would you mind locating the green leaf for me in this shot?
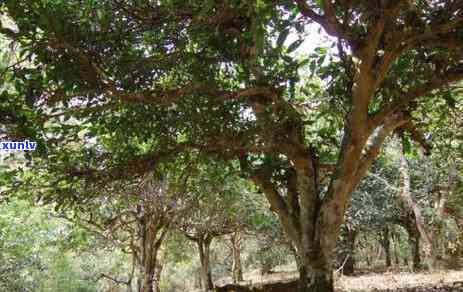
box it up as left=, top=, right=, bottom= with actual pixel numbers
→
left=298, top=58, right=310, bottom=68
left=276, top=29, right=290, bottom=48
left=287, top=39, right=304, bottom=54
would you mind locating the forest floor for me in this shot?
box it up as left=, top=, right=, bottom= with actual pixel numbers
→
left=336, top=269, right=463, bottom=291
left=216, top=268, right=463, bottom=291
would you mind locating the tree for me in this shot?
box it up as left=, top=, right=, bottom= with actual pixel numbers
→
left=229, top=231, right=244, bottom=284
left=177, top=170, right=254, bottom=291
left=57, top=159, right=199, bottom=292
left=2, top=1, right=463, bottom=291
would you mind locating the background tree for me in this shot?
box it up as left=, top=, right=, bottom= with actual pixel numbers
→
left=178, top=168, right=257, bottom=291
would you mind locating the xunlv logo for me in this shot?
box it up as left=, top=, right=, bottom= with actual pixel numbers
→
left=0, top=140, right=37, bottom=152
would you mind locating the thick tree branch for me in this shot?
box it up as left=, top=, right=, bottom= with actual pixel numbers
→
left=354, top=112, right=409, bottom=190
left=251, top=170, right=300, bottom=244
left=316, top=112, right=407, bottom=260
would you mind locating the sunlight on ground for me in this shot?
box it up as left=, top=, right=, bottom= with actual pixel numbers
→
left=337, top=270, right=463, bottom=291
left=217, top=268, right=463, bottom=291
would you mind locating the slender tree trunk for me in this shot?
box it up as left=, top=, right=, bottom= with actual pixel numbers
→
left=137, top=277, right=142, bottom=292
left=432, top=161, right=458, bottom=267
left=409, top=231, right=421, bottom=271
left=456, top=219, right=463, bottom=268
left=338, top=226, right=356, bottom=275
left=365, top=236, right=372, bottom=267
left=433, top=191, right=446, bottom=268
left=380, top=226, right=392, bottom=267
left=140, top=247, right=159, bottom=292
left=153, top=263, right=163, bottom=292
left=230, top=231, right=244, bottom=283
left=197, top=238, right=214, bottom=292
left=290, top=243, right=303, bottom=272
left=398, top=149, right=434, bottom=267
left=393, top=230, right=400, bottom=266
left=345, top=228, right=356, bottom=275
left=139, top=219, right=158, bottom=292
left=402, top=218, right=421, bottom=271
left=195, top=267, right=202, bottom=289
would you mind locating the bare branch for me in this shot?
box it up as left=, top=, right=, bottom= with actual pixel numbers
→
left=97, top=273, right=130, bottom=286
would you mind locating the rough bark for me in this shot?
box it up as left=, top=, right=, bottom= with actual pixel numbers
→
left=198, top=237, right=214, bottom=292
left=153, top=263, right=163, bottom=292
left=137, top=207, right=168, bottom=292
left=139, top=223, right=161, bottom=292
left=297, top=251, right=333, bottom=292
left=230, top=232, right=244, bottom=283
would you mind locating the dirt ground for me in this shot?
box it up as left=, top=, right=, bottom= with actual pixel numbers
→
left=337, top=270, right=463, bottom=291
left=215, top=269, right=463, bottom=292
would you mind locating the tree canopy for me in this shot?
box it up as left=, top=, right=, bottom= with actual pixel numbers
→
left=1, top=1, right=463, bottom=291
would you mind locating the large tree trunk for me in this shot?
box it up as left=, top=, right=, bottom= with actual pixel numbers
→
left=197, top=237, right=214, bottom=292
left=297, top=249, right=333, bottom=292
left=247, top=84, right=405, bottom=291
left=140, top=239, right=160, bottom=292
left=140, top=265, right=156, bottom=292
left=138, top=214, right=168, bottom=292
left=230, top=231, right=244, bottom=283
